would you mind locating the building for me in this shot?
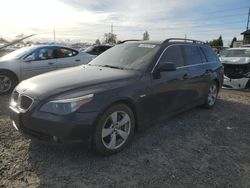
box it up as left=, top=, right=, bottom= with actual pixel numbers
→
left=241, top=29, right=250, bottom=44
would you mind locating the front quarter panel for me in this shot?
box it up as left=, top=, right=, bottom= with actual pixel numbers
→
left=0, top=59, right=21, bottom=81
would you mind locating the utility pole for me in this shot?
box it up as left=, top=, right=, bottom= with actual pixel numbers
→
left=53, top=28, right=56, bottom=43
left=111, top=24, right=113, bottom=34
left=247, top=7, right=250, bottom=30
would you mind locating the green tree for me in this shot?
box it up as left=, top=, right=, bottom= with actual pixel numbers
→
left=230, top=37, right=237, bottom=48
left=95, top=39, right=101, bottom=45
left=143, top=31, right=149, bottom=40
left=104, top=33, right=117, bottom=44
left=208, top=35, right=223, bottom=47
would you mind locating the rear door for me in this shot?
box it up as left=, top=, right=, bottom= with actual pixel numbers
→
left=21, top=47, right=57, bottom=80
left=149, top=45, right=190, bottom=119
left=56, top=47, right=81, bottom=69
left=182, top=45, right=208, bottom=105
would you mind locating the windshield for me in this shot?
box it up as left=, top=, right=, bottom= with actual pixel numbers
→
left=0, top=46, right=35, bottom=60
left=220, top=49, right=250, bottom=58
left=89, top=43, right=160, bottom=70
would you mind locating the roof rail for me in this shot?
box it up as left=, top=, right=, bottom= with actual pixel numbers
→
left=163, top=38, right=206, bottom=45
left=117, top=39, right=142, bottom=44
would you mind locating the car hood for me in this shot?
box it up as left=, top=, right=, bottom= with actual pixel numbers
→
left=15, top=65, right=141, bottom=100
left=220, top=57, right=250, bottom=65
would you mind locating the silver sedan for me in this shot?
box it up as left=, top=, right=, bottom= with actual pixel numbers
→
left=0, top=45, right=94, bottom=94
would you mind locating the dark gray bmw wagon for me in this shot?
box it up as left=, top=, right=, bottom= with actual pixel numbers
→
left=9, top=38, right=224, bottom=155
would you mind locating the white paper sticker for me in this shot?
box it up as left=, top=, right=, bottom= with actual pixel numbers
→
left=138, top=44, right=156, bottom=48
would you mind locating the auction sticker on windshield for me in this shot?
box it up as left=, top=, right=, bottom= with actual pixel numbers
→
left=138, top=44, right=156, bottom=48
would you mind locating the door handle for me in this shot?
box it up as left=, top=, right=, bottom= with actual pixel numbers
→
left=75, top=59, right=80, bottom=62
left=48, top=62, right=55, bottom=65
left=183, top=73, right=188, bottom=79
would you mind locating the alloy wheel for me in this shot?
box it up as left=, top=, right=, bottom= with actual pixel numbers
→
left=207, top=83, right=218, bottom=106
left=0, top=75, right=12, bottom=93
left=101, top=111, right=131, bottom=150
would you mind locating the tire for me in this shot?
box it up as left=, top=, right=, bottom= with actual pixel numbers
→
left=93, top=103, right=135, bottom=155
left=203, top=81, right=219, bottom=108
left=0, top=71, right=18, bottom=95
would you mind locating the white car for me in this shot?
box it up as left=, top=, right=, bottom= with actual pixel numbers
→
left=0, top=45, right=94, bottom=94
left=220, top=48, right=250, bottom=89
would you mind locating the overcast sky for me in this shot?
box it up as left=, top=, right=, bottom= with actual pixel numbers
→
left=0, top=0, right=249, bottom=44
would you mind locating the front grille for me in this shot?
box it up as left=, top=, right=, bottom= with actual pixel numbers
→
left=20, top=96, right=33, bottom=110
left=11, top=91, right=33, bottom=112
left=223, top=63, right=250, bottom=79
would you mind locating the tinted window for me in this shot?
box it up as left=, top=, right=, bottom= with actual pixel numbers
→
left=29, top=48, right=57, bottom=61
left=201, top=47, right=217, bottom=62
left=198, top=47, right=207, bottom=62
left=183, top=45, right=202, bottom=65
left=58, top=48, right=78, bottom=58
left=159, top=45, right=184, bottom=67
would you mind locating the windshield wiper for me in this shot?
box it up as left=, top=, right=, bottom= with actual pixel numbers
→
left=101, top=65, right=124, bottom=70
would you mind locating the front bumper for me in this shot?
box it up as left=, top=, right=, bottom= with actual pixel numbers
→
left=223, top=76, right=249, bottom=89
left=9, top=107, right=99, bottom=143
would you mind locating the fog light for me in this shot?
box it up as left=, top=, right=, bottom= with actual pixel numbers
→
left=12, top=121, right=19, bottom=130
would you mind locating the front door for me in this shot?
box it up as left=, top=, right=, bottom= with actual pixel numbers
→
left=21, top=47, right=57, bottom=80
left=148, top=45, right=190, bottom=120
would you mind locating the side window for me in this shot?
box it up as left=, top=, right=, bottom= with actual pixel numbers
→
left=183, top=45, right=203, bottom=65
left=159, top=45, right=184, bottom=67
left=201, top=47, right=217, bottom=62
left=33, top=48, right=56, bottom=60
left=58, top=48, right=78, bottom=58
left=198, top=47, right=207, bottom=62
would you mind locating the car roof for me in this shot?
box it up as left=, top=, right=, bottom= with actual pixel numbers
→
left=124, top=40, right=163, bottom=45
left=29, top=44, right=75, bottom=49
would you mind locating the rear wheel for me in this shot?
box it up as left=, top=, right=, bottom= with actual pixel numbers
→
left=93, top=103, right=135, bottom=155
left=203, top=81, right=218, bottom=108
left=0, top=71, right=17, bottom=95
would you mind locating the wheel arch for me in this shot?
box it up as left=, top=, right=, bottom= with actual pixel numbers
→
left=0, top=69, right=19, bottom=83
left=97, top=98, right=139, bottom=131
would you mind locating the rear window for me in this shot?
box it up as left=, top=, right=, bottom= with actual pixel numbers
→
left=183, top=45, right=202, bottom=65
left=201, top=47, right=217, bottom=62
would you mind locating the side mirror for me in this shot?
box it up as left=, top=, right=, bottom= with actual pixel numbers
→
left=158, top=62, right=176, bottom=72
left=24, top=56, right=34, bottom=62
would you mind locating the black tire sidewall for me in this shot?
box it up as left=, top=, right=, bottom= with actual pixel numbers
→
left=93, top=103, right=135, bottom=155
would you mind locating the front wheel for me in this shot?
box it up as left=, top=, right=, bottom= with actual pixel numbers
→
left=203, top=81, right=218, bottom=108
left=0, top=72, right=17, bottom=95
left=93, top=104, right=135, bottom=155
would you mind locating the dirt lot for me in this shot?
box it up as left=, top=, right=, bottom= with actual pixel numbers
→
left=0, top=89, right=250, bottom=188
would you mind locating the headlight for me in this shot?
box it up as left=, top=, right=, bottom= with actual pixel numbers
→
left=40, top=94, right=94, bottom=115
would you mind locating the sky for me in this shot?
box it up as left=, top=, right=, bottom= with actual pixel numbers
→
left=0, top=0, right=249, bottom=45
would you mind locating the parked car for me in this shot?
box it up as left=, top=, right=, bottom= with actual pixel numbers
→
left=84, top=45, right=113, bottom=56
left=219, top=48, right=250, bottom=89
left=0, top=45, right=94, bottom=94
left=9, top=38, right=223, bottom=155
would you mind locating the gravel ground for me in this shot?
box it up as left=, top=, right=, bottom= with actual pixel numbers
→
left=0, top=89, right=250, bottom=188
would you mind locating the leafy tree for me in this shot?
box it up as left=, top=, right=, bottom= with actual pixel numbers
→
left=143, top=31, right=149, bottom=40
left=230, top=37, right=237, bottom=48
left=95, top=39, right=101, bottom=45
left=104, top=33, right=117, bottom=44
left=208, top=35, right=223, bottom=47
